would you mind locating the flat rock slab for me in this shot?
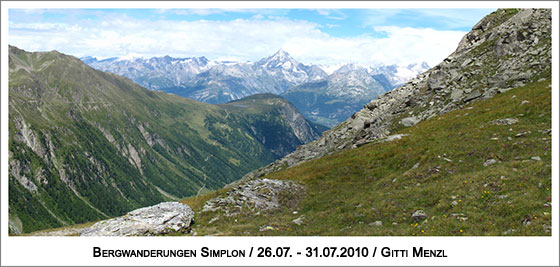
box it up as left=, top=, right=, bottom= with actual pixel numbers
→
left=80, top=202, right=194, bottom=236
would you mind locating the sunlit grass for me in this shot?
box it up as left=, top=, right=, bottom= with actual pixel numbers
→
left=186, top=77, right=551, bottom=236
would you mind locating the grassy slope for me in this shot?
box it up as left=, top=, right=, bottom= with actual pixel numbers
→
left=184, top=76, right=551, bottom=236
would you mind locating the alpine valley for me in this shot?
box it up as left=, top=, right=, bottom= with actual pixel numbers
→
left=83, top=49, right=429, bottom=127
left=10, top=8, right=552, bottom=237
left=8, top=46, right=325, bottom=234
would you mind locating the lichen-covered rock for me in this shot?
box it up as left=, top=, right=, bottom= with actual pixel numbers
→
left=79, top=202, right=194, bottom=236
left=203, top=179, right=304, bottom=216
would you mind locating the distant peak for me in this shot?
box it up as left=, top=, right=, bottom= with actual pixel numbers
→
left=276, top=48, right=287, bottom=54
left=270, top=48, right=293, bottom=60
left=333, top=62, right=370, bottom=74
left=80, top=55, right=97, bottom=61
left=405, top=61, right=431, bottom=71
left=256, top=48, right=298, bottom=68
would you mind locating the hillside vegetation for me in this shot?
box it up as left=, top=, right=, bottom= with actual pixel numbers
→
left=8, top=47, right=323, bottom=234
left=183, top=76, right=551, bottom=236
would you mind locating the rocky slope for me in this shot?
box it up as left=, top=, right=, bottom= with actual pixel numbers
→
left=241, top=8, right=551, bottom=181
left=8, top=47, right=323, bottom=234
left=192, top=74, right=551, bottom=235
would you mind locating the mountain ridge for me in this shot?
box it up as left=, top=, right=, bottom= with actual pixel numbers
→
left=281, top=64, right=393, bottom=127
left=83, top=49, right=428, bottom=127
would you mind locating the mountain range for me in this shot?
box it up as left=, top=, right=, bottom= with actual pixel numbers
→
left=180, top=8, right=551, bottom=236
left=12, top=8, right=551, bottom=237
left=82, top=50, right=429, bottom=127
left=8, top=46, right=324, bottom=234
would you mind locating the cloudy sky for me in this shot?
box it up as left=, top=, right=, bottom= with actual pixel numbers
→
left=8, top=8, right=495, bottom=67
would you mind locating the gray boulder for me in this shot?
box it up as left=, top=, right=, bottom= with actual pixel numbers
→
left=401, top=117, right=420, bottom=127
left=411, top=210, right=427, bottom=221
left=80, top=202, right=194, bottom=236
left=483, top=159, right=499, bottom=166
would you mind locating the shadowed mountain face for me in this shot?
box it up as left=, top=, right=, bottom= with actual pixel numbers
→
left=8, top=46, right=324, bottom=234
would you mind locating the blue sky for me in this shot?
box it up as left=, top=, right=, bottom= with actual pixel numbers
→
left=8, top=8, right=494, bottom=66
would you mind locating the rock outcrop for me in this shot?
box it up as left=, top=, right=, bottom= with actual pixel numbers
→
left=33, top=202, right=194, bottom=236
left=239, top=9, right=551, bottom=182
left=203, top=179, right=304, bottom=216
left=79, top=202, right=194, bottom=236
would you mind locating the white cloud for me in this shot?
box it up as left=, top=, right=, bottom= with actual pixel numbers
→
left=21, top=9, right=45, bottom=15
left=317, top=9, right=331, bottom=16
left=316, top=9, right=347, bottom=20
left=361, top=9, right=495, bottom=30
left=8, top=15, right=466, bottom=67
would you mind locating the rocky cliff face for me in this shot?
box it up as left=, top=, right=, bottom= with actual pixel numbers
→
left=221, top=94, right=327, bottom=158
left=240, top=9, right=551, bottom=181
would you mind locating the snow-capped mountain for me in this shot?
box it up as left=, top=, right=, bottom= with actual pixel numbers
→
left=83, top=49, right=328, bottom=104
left=281, top=62, right=394, bottom=127
left=317, top=61, right=430, bottom=87
left=82, top=50, right=429, bottom=110
left=85, top=55, right=214, bottom=90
